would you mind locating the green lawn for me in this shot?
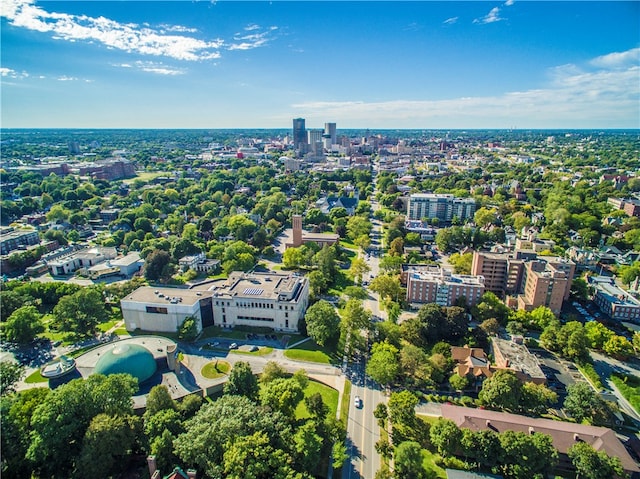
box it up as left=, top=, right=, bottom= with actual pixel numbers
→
left=231, top=347, right=274, bottom=356
left=339, top=239, right=358, bottom=250
left=97, top=320, right=118, bottom=333
left=25, top=369, right=48, bottom=384
left=611, top=373, right=640, bottom=413
left=113, top=328, right=129, bottom=336
left=340, top=379, right=352, bottom=426
left=295, top=380, right=339, bottom=420
left=201, top=360, right=231, bottom=379
left=284, top=339, right=336, bottom=364
left=421, top=449, right=447, bottom=479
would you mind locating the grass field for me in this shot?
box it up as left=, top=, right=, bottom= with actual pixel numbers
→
left=97, top=320, right=118, bottom=333
left=340, top=379, right=352, bottom=426
left=295, top=380, right=339, bottom=420
left=611, top=373, right=640, bottom=413
left=122, top=171, right=166, bottom=184
left=201, top=360, right=230, bottom=379
left=422, top=448, right=447, bottom=479
left=284, top=339, right=336, bottom=364
left=231, top=347, right=274, bottom=356
left=25, top=369, right=48, bottom=383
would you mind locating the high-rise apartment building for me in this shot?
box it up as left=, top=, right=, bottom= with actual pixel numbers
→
left=407, top=193, right=476, bottom=222
left=471, top=251, right=575, bottom=314
left=517, top=260, right=569, bottom=315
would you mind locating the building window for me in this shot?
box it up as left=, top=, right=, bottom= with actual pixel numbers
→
left=285, top=320, right=289, bottom=328
left=285, top=312, right=289, bottom=318
left=146, top=306, right=168, bottom=314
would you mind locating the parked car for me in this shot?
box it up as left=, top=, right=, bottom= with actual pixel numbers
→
left=354, top=395, right=363, bottom=408
left=229, top=342, right=238, bottom=350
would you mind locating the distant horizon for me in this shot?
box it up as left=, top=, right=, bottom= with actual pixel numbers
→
left=2, top=1, right=639, bottom=129
left=2, top=127, right=639, bottom=132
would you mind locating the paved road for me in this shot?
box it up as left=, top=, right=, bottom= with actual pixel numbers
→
left=590, top=350, right=640, bottom=424
left=343, top=353, right=386, bottom=479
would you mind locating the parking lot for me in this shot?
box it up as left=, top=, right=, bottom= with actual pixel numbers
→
left=530, top=348, right=589, bottom=401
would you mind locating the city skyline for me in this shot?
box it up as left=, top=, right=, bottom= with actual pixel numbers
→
left=1, top=0, right=639, bottom=129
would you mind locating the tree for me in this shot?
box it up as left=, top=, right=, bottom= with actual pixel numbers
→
left=449, top=373, right=470, bottom=391
left=283, top=247, right=305, bottom=269
left=3, top=305, right=43, bottom=344
left=224, top=361, right=259, bottom=401
left=174, top=395, right=292, bottom=479
left=304, top=300, right=340, bottom=347
left=474, top=207, right=498, bottom=228
left=473, top=292, right=510, bottom=324
left=498, top=430, right=558, bottom=479
left=369, top=274, right=403, bottom=302
left=0, top=290, right=34, bottom=320
left=53, top=288, right=109, bottom=337
left=585, top=321, right=614, bottom=350
left=449, top=252, right=473, bottom=274
left=1, top=387, right=50, bottom=478
left=340, top=299, right=371, bottom=355
left=388, top=390, right=418, bottom=428
left=568, top=442, right=629, bottom=479
left=379, top=255, right=403, bottom=273
left=144, top=385, right=177, bottom=417
left=460, top=429, right=501, bottom=468
left=478, top=369, right=521, bottom=411
left=0, top=361, right=25, bottom=396
left=389, top=237, right=404, bottom=256
left=373, top=403, right=388, bottom=428
left=27, top=374, right=137, bottom=477
left=564, top=382, right=611, bottom=425
left=346, top=215, right=372, bottom=241
left=366, top=342, right=400, bottom=386
left=394, top=441, right=430, bottom=479
left=304, top=392, right=329, bottom=421
left=307, top=270, right=329, bottom=297
left=603, top=335, right=634, bottom=360
left=292, top=421, right=323, bottom=473
left=479, top=318, right=500, bottom=336
left=222, top=431, right=308, bottom=479
left=349, top=257, right=370, bottom=284
left=144, top=249, right=174, bottom=282
left=400, top=343, right=435, bottom=389
left=520, top=382, right=557, bottom=415
left=430, top=418, right=462, bottom=457
left=260, top=361, right=287, bottom=384
left=260, top=377, right=304, bottom=417
left=177, top=316, right=198, bottom=341
left=76, top=413, right=138, bottom=479
left=528, top=306, right=557, bottom=330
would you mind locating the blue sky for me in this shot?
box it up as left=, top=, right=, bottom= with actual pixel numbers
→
left=1, top=1, right=639, bottom=129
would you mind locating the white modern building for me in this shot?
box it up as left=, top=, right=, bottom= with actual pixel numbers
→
left=120, top=272, right=310, bottom=334
left=47, top=247, right=117, bottom=275
left=121, top=288, right=209, bottom=334
left=407, top=193, right=476, bottom=222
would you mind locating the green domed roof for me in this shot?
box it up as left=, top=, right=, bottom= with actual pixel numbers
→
left=94, top=343, right=157, bottom=383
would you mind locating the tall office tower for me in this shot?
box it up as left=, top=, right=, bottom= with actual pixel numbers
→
left=307, top=129, right=323, bottom=145
left=292, top=118, right=307, bottom=150
left=324, top=122, right=337, bottom=144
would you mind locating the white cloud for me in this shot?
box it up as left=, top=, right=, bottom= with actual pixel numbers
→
left=290, top=50, right=639, bottom=128
left=1, top=0, right=224, bottom=61
left=229, top=26, right=277, bottom=51
left=504, top=0, right=514, bottom=6
left=443, top=17, right=458, bottom=25
left=57, top=75, right=78, bottom=81
left=0, top=67, right=29, bottom=78
left=590, top=47, right=640, bottom=69
left=474, top=7, right=503, bottom=24
left=134, top=61, right=185, bottom=75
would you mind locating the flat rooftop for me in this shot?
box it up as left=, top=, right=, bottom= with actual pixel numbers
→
left=596, top=282, right=640, bottom=306
left=492, top=337, right=545, bottom=381
left=123, top=287, right=205, bottom=306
